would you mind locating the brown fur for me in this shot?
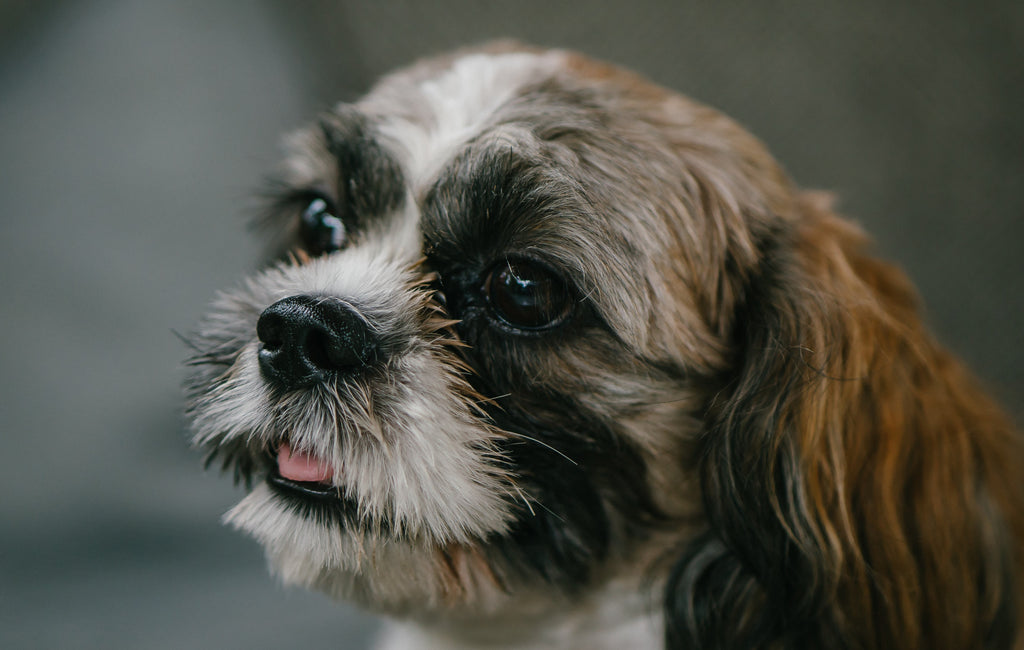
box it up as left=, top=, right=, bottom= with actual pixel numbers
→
left=686, top=189, right=1024, bottom=648
left=553, top=51, right=1024, bottom=648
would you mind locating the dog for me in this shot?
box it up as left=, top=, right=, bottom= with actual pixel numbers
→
left=184, top=43, right=1024, bottom=649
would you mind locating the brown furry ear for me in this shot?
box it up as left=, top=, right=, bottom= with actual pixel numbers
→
left=665, top=194, right=1024, bottom=649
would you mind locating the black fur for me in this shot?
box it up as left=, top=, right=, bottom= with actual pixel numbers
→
left=266, top=468, right=397, bottom=538
left=258, top=107, right=407, bottom=254
left=318, top=107, right=406, bottom=227
left=483, top=396, right=662, bottom=594
left=421, top=140, right=591, bottom=274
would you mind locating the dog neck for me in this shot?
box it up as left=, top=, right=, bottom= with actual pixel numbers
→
left=374, top=579, right=663, bottom=650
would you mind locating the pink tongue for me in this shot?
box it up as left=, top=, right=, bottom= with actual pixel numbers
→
left=277, top=443, right=334, bottom=483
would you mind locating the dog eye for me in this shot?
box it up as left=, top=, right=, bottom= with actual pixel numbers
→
left=485, top=259, right=572, bottom=331
left=299, top=196, right=346, bottom=255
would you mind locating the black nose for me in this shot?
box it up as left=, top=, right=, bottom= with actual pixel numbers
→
left=256, top=295, right=379, bottom=390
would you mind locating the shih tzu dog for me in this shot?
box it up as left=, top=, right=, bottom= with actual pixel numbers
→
left=184, top=43, right=1024, bottom=649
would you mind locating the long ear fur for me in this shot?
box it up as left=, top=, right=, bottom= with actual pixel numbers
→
left=666, top=194, right=1024, bottom=649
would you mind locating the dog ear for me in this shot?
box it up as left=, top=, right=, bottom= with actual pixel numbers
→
left=664, top=194, right=1023, bottom=649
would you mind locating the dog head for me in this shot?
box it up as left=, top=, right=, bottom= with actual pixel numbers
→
left=185, top=44, right=1023, bottom=647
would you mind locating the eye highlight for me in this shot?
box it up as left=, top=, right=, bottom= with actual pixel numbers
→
left=299, top=196, right=347, bottom=255
left=484, top=258, right=573, bottom=332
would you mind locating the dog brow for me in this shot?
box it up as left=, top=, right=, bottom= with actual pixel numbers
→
left=420, top=143, right=580, bottom=263
left=318, top=108, right=406, bottom=224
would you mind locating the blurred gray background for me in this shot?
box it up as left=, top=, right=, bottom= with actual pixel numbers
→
left=1, top=1, right=1020, bottom=648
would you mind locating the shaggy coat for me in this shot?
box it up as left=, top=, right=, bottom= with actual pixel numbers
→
left=185, top=43, right=1024, bottom=649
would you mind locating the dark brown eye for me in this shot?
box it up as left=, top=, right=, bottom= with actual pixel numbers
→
left=299, top=196, right=346, bottom=255
left=485, top=259, right=572, bottom=331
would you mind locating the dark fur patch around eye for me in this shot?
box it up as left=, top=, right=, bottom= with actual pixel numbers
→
left=420, top=145, right=586, bottom=271
left=413, top=139, right=664, bottom=593
left=319, top=108, right=406, bottom=224
left=258, top=108, right=407, bottom=256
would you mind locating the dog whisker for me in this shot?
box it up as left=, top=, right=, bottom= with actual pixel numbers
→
left=503, top=431, right=579, bottom=466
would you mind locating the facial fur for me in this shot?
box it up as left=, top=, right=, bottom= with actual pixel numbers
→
left=185, top=43, right=1024, bottom=649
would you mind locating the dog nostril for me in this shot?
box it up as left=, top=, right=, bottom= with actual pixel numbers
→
left=304, top=326, right=368, bottom=371
left=304, top=328, right=332, bottom=369
left=256, top=318, right=284, bottom=352
left=256, top=295, right=379, bottom=390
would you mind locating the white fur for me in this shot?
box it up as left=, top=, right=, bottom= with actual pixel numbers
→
left=192, top=213, right=516, bottom=560
left=374, top=51, right=565, bottom=190
left=374, top=580, right=663, bottom=650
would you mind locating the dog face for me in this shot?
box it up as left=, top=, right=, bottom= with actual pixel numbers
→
left=187, top=45, right=721, bottom=612
left=186, top=44, right=1023, bottom=647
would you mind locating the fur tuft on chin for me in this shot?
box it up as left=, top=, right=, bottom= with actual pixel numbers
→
left=185, top=43, right=1024, bottom=650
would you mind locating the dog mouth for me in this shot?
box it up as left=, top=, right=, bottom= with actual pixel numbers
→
left=265, top=444, right=391, bottom=533
left=267, top=443, right=344, bottom=501
left=276, top=443, right=334, bottom=482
